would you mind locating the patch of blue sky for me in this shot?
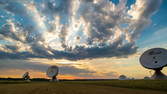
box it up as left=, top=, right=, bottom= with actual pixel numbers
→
left=150, top=0, right=167, bottom=28
left=137, top=27, right=167, bottom=48
left=110, top=0, right=136, bottom=9
left=34, top=0, right=44, bottom=3
left=119, top=23, right=129, bottom=29
left=60, top=13, right=69, bottom=25
left=110, top=0, right=119, bottom=5
left=0, top=40, right=14, bottom=45
left=0, top=9, right=13, bottom=27
left=13, top=14, right=37, bottom=29
left=6, top=1, right=25, bottom=14
left=126, top=0, right=136, bottom=8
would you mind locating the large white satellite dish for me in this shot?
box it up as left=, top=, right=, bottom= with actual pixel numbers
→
left=139, top=48, right=167, bottom=79
left=22, top=72, right=30, bottom=82
left=46, top=66, right=59, bottom=82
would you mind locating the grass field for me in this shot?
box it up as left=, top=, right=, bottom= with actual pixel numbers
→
left=0, top=80, right=167, bottom=94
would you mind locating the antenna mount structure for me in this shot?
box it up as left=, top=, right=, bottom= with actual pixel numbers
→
left=46, top=66, right=59, bottom=82
left=140, top=48, right=167, bottom=80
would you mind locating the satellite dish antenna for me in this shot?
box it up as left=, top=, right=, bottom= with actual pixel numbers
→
left=46, top=66, right=59, bottom=82
left=118, top=75, right=127, bottom=80
left=144, top=76, right=150, bottom=80
left=140, top=48, right=167, bottom=79
left=22, top=72, right=30, bottom=82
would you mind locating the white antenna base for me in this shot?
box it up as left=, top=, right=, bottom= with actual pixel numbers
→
left=26, top=79, right=31, bottom=82
left=151, top=69, right=167, bottom=80
left=50, top=76, right=59, bottom=82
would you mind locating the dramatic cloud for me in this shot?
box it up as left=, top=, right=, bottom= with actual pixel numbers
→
left=0, top=0, right=162, bottom=60
left=0, top=59, right=96, bottom=77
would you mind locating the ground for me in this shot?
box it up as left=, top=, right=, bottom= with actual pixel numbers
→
left=0, top=80, right=167, bottom=94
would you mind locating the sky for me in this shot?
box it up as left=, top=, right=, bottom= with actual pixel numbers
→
left=0, top=0, right=167, bottom=79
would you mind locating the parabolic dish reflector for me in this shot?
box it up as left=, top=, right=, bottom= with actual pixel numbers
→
left=47, top=66, right=59, bottom=77
left=140, top=48, right=167, bottom=69
left=22, top=72, right=29, bottom=78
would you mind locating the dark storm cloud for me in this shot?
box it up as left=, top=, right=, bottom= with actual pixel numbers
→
left=0, top=43, right=137, bottom=60
left=0, top=51, right=39, bottom=59
left=0, top=59, right=96, bottom=77
left=0, top=59, right=48, bottom=72
left=49, top=39, right=137, bottom=60
left=59, top=65, right=95, bottom=75
left=4, top=45, right=18, bottom=52
left=0, top=24, right=22, bottom=42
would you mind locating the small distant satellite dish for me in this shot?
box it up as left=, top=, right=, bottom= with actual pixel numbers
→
left=140, top=48, right=167, bottom=79
left=130, top=77, right=135, bottom=80
left=119, top=75, right=127, bottom=80
left=22, top=72, right=30, bottom=82
left=144, top=76, right=150, bottom=80
left=46, top=66, right=59, bottom=82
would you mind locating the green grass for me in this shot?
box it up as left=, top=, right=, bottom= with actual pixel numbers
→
left=0, top=80, right=167, bottom=94
left=0, top=81, right=29, bottom=84
left=64, top=80, right=167, bottom=91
